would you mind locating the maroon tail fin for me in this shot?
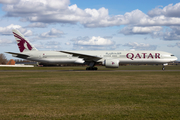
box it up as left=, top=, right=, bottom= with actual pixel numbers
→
left=12, top=29, right=37, bottom=52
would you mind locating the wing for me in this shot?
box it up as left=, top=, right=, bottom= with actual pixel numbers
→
left=6, top=52, right=29, bottom=59
left=60, top=51, right=102, bottom=62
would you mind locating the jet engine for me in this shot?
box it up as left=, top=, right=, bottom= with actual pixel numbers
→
left=104, top=59, right=119, bottom=68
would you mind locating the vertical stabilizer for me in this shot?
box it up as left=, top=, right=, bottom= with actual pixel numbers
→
left=12, top=29, right=38, bottom=52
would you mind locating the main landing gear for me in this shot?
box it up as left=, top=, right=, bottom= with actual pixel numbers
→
left=86, top=67, right=98, bottom=70
left=86, top=62, right=98, bottom=70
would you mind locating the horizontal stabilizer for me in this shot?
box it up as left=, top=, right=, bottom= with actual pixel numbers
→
left=6, top=52, right=29, bottom=59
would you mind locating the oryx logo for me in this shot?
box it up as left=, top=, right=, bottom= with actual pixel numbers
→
left=112, top=61, right=115, bottom=65
left=13, top=32, right=33, bottom=52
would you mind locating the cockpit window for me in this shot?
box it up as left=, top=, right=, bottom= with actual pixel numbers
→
left=171, top=55, right=175, bottom=56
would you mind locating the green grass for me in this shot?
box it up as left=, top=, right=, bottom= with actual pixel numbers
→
left=0, top=66, right=180, bottom=119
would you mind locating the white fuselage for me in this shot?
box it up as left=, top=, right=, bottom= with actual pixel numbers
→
left=17, top=50, right=178, bottom=65
left=9, top=29, right=178, bottom=70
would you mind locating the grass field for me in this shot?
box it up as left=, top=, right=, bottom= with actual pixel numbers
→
left=0, top=65, right=180, bottom=119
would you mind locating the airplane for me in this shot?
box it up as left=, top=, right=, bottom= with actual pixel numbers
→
left=6, top=29, right=178, bottom=70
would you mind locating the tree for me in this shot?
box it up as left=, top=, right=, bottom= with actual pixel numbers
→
left=0, top=53, right=8, bottom=64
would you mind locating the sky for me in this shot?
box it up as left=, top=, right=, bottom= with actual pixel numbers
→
left=0, top=0, right=180, bottom=60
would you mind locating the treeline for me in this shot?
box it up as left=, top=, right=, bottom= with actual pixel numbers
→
left=0, top=53, right=31, bottom=65
left=0, top=53, right=8, bottom=64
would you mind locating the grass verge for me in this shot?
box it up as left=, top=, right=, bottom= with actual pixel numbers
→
left=0, top=67, right=180, bottom=119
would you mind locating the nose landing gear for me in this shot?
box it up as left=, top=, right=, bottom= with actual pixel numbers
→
left=162, top=63, right=168, bottom=71
left=162, top=66, right=165, bottom=70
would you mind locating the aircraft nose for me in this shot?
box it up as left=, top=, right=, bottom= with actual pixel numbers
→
left=170, top=55, right=178, bottom=62
left=175, top=56, right=178, bottom=61
left=172, top=56, right=178, bottom=61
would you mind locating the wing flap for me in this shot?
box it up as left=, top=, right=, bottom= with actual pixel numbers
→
left=60, top=51, right=102, bottom=61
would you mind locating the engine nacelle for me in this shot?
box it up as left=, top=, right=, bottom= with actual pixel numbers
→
left=104, top=59, right=119, bottom=68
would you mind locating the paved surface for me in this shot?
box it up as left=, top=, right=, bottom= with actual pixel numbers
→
left=1, top=70, right=180, bottom=72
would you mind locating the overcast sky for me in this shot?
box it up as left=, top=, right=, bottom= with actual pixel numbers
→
left=0, top=0, right=180, bottom=60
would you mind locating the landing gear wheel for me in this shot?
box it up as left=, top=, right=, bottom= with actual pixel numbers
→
left=86, top=67, right=98, bottom=70
left=94, top=67, right=98, bottom=70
